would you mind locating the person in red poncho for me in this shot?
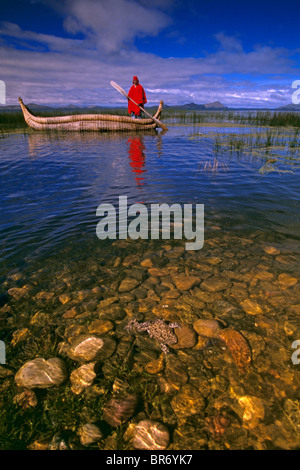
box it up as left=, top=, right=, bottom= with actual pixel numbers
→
left=128, top=76, right=147, bottom=118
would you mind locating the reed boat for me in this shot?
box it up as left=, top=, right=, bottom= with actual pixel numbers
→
left=18, top=98, right=164, bottom=131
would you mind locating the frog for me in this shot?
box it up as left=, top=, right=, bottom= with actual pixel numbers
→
left=125, top=318, right=181, bottom=354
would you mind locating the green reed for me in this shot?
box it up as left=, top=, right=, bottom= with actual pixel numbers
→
left=164, top=108, right=300, bottom=127
left=0, top=112, right=27, bottom=130
left=212, top=127, right=300, bottom=176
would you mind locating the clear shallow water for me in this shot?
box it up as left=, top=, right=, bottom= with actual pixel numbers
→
left=0, top=124, right=300, bottom=450
left=1, top=126, right=299, bottom=270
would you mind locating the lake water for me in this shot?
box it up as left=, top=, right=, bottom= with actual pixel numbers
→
left=0, top=122, right=299, bottom=450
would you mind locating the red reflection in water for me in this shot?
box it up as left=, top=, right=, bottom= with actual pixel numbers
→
left=127, top=137, right=147, bottom=186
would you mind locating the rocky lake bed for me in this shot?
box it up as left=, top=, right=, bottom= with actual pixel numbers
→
left=1, top=231, right=299, bottom=450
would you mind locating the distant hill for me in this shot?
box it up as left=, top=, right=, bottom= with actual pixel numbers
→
left=166, top=101, right=228, bottom=110
left=204, top=101, right=228, bottom=109
left=0, top=102, right=54, bottom=112
left=179, top=102, right=205, bottom=110
left=276, top=103, right=300, bottom=111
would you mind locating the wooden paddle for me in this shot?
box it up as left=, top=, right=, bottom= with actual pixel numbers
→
left=110, top=80, right=168, bottom=131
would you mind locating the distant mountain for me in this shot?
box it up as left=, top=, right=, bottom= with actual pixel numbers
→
left=167, top=101, right=228, bottom=110
left=0, top=99, right=229, bottom=113
left=204, top=101, right=228, bottom=109
left=276, top=103, right=300, bottom=111
left=0, top=102, right=54, bottom=112
left=179, top=102, right=205, bottom=110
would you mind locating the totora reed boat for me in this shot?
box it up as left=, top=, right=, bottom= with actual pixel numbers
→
left=18, top=97, right=164, bottom=132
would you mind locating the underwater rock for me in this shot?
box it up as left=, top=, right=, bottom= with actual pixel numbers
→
left=15, top=357, right=67, bottom=389
left=218, top=329, right=252, bottom=373
left=188, top=372, right=211, bottom=398
left=144, top=354, right=165, bottom=374
left=140, top=258, right=153, bottom=268
left=278, top=273, right=298, bottom=288
left=238, top=395, right=265, bottom=429
left=102, top=394, right=138, bottom=427
left=70, top=362, right=97, bottom=394
left=263, top=246, right=280, bottom=255
left=8, top=285, right=33, bottom=300
left=62, top=307, right=79, bottom=319
left=170, top=324, right=197, bottom=349
left=34, top=291, right=55, bottom=302
left=161, top=289, right=181, bottom=300
left=205, top=414, right=231, bottom=441
left=97, top=296, right=119, bottom=308
left=28, top=438, right=51, bottom=450
left=194, top=335, right=210, bottom=350
left=66, top=334, right=116, bottom=363
left=134, top=348, right=158, bottom=366
left=165, top=356, right=189, bottom=389
left=181, top=294, right=205, bottom=309
left=118, top=277, right=140, bottom=292
left=64, top=324, right=87, bottom=340
left=59, top=293, right=71, bottom=304
left=148, top=267, right=171, bottom=277
left=132, top=420, right=170, bottom=450
left=240, top=330, right=265, bottom=360
left=0, top=366, right=13, bottom=379
left=212, top=300, right=242, bottom=320
left=200, top=276, right=231, bottom=292
left=171, top=273, right=201, bottom=291
left=171, top=384, right=205, bottom=418
left=99, top=305, right=126, bottom=321
left=14, top=389, right=38, bottom=409
left=88, top=320, right=114, bottom=335
left=11, top=328, right=30, bottom=347
left=206, top=256, right=222, bottom=265
left=78, top=423, right=103, bottom=446
left=30, top=311, right=49, bottom=326
left=47, top=434, right=70, bottom=450
left=290, top=304, right=300, bottom=315
left=254, top=270, right=274, bottom=281
left=122, top=254, right=140, bottom=267
left=193, top=319, right=222, bottom=338
left=240, top=298, right=263, bottom=315
left=132, top=286, right=148, bottom=299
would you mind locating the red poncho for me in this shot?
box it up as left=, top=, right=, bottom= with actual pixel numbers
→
left=128, top=84, right=147, bottom=115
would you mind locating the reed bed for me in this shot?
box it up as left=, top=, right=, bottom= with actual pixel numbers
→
left=211, top=127, right=300, bottom=175
left=0, top=112, right=26, bottom=130
left=212, top=128, right=300, bottom=153
left=164, top=108, right=300, bottom=127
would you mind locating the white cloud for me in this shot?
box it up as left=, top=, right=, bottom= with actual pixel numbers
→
left=62, top=0, right=172, bottom=53
left=215, top=32, right=243, bottom=53
left=0, top=6, right=298, bottom=108
left=0, top=21, right=85, bottom=52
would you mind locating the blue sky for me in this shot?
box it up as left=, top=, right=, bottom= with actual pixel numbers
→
left=1, top=0, right=299, bottom=107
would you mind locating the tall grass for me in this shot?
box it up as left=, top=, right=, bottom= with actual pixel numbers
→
left=212, top=127, right=300, bottom=175
left=163, top=108, right=300, bottom=127
left=0, top=112, right=26, bottom=130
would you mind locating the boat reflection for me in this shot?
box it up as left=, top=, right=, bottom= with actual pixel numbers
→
left=127, top=137, right=147, bottom=186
